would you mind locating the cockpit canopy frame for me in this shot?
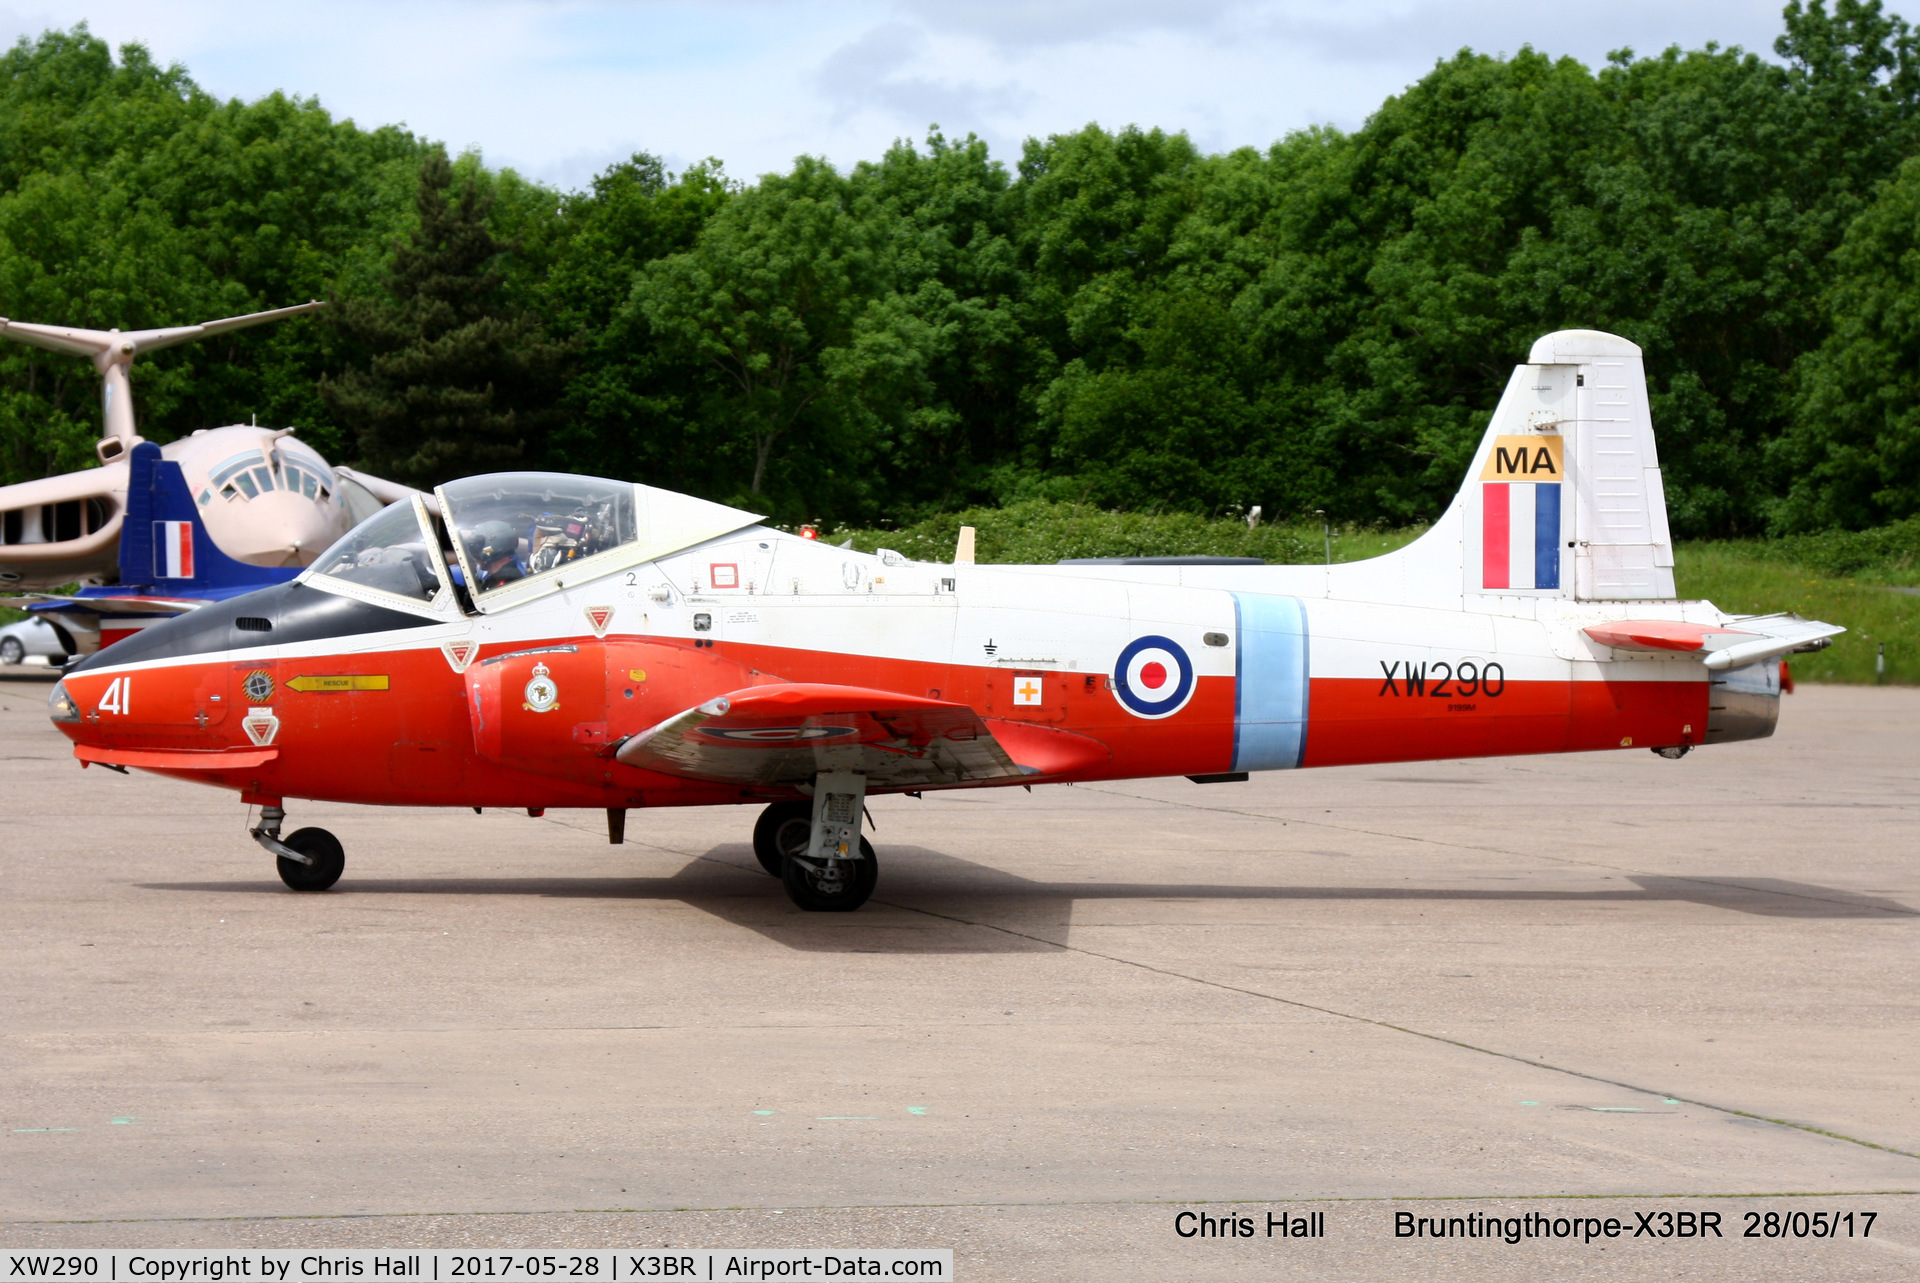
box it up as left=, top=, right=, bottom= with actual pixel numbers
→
left=437, top=473, right=641, bottom=611
left=299, top=493, right=448, bottom=617
left=301, top=471, right=763, bottom=617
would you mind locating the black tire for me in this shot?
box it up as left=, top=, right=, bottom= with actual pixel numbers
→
left=752, top=800, right=813, bottom=877
left=276, top=827, right=344, bottom=892
left=0, top=636, right=23, bottom=665
left=782, top=836, right=878, bottom=912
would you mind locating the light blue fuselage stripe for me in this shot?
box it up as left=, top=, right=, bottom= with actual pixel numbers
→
left=1534, top=483, right=1562, bottom=590
left=1231, top=593, right=1310, bottom=771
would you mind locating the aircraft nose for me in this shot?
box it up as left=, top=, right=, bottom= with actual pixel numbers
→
left=48, top=678, right=81, bottom=725
left=220, top=493, right=345, bottom=568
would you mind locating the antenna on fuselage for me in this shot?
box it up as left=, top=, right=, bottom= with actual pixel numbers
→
left=0, top=300, right=326, bottom=466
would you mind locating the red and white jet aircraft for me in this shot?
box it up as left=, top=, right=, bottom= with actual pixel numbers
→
left=46, top=330, right=1842, bottom=911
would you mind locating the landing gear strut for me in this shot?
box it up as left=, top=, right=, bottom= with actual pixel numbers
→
left=251, top=805, right=345, bottom=891
left=762, top=770, right=877, bottom=911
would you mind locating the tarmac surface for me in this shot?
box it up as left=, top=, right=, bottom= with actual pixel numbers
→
left=1, top=663, right=1917, bottom=1279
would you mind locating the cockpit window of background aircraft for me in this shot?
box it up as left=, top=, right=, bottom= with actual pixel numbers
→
left=201, top=449, right=336, bottom=507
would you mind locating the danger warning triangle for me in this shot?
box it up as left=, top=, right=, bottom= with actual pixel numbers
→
left=442, top=640, right=478, bottom=673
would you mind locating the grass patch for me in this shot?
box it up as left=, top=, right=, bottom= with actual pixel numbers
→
left=1675, top=543, right=1915, bottom=684
left=1738, top=516, right=1920, bottom=585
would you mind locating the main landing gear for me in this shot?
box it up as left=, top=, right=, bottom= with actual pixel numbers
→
left=251, top=805, right=345, bottom=892
left=754, top=771, right=877, bottom=912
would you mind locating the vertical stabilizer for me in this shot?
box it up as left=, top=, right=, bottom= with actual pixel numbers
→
left=119, top=442, right=299, bottom=594
left=1459, top=330, right=1675, bottom=601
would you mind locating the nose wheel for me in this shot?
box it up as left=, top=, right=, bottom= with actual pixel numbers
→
left=275, top=828, right=345, bottom=891
left=250, top=805, right=345, bottom=891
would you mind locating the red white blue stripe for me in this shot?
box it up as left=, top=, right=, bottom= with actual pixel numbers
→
left=152, top=520, right=195, bottom=579
left=1481, top=482, right=1560, bottom=590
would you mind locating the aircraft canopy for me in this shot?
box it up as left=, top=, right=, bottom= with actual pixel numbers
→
left=434, top=472, right=762, bottom=611
left=438, top=473, right=639, bottom=596
left=309, top=499, right=441, bottom=603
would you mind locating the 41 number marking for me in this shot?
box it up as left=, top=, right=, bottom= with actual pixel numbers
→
left=98, top=676, right=131, bottom=716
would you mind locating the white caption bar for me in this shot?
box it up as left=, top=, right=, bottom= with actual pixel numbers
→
left=4, top=1252, right=952, bottom=1283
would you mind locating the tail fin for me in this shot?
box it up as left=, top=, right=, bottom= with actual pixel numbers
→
left=1458, top=329, right=1675, bottom=600
left=119, top=441, right=299, bottom=594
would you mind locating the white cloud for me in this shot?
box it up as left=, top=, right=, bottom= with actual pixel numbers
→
left=0, top=0, right=1797, bottom=188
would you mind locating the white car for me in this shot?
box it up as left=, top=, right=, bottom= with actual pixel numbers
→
left=0, top=615, right=70, bottom=666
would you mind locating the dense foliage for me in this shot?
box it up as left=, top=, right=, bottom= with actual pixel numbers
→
left=320, top=147, right=567, bottom=484
left=0, top=27, right=421, bottom=480
left=6, top=3, right=1920, bottom=536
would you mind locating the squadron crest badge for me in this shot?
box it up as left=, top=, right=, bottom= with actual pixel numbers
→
left=523, top=661, right=560, bottom=714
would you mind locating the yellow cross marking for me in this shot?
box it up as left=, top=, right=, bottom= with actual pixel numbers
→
left=1017, top=679, right=1041, bottom=702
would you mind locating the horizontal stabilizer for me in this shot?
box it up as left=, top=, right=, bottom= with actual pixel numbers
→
left=614, top=682, right=1106, bottom=788
left=1585, top=614, right=1843, bottom=669
left=1698, top=614, right=1846, bottom=670
left=0, top=302, right=324, bottom=362
left=12, top=592, right=207, bottom=615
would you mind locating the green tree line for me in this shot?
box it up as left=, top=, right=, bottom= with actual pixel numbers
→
left=4, top=3, right=1920, bottom=536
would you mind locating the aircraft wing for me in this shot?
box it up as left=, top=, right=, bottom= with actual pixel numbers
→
left=613, top=682, right=1109, bottom=788
left=334, top=467, right=423, bottom=525
left=0, top=460, right=129, bottom=511
left=1584, top=613, right=1844, bottom=670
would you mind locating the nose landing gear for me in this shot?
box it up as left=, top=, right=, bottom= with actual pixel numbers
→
left=251, top=805, right=345, bottom=891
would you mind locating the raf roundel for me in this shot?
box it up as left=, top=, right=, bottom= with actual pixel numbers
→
left=1111, top=635, right=1195, bottom=719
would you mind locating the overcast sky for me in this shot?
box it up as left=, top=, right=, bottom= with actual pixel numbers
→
left=1, top=1, right=1800, bottom=190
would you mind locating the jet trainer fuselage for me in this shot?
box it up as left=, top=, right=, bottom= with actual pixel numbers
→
left=44, top=331, right=1842, bottom=911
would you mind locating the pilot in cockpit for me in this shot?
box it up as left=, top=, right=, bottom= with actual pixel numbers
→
left=467, top=520, right=527, bottom=590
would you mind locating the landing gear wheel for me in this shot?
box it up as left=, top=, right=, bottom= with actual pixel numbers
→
left=276, top=827, right=344, bottom=892
left=782, top=837, right=877, bottom=912
left=753, top=800, right=813, bottom=877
